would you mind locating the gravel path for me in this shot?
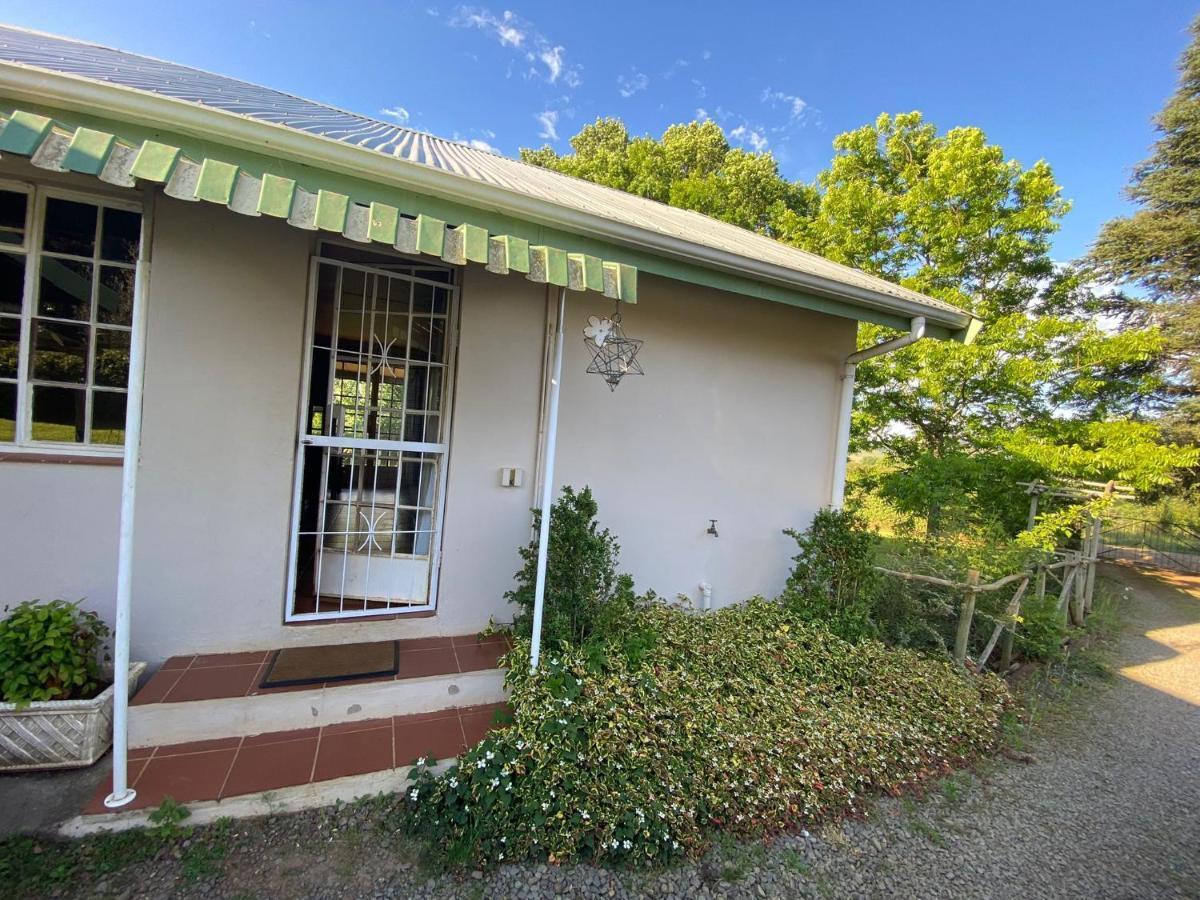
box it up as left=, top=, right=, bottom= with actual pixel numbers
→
left=26, top=565, right=1200, bottom=899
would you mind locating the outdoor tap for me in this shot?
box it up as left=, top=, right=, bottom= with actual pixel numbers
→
left=707, top=519, right=719, bottom=538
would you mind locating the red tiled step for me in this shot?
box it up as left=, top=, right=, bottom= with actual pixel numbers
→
left=132, top=634, right=511, bottom=706
left=85, top=702, right=510, bottom=814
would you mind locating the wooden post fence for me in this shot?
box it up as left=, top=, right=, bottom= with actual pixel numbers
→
left=954, top=569, right=980, bottom=666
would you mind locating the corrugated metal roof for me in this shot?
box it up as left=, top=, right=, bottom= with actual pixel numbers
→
left=0, top=25, right=969, bottom=326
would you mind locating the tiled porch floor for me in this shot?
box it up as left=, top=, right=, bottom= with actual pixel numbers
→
left=85, top=703, right=509, bottom=814
left=132, top=633, right=511, bottom=706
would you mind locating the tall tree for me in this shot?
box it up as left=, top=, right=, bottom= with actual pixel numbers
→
left=1091, top=16, right=1200, bottom=440
left=786, top=112, right=1170, bottom=530
left=521, top=118, right=815, bottom=235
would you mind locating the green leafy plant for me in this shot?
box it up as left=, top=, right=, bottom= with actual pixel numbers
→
left=0, top=599, right=110, bottom=707
left=403, top=600, right=1008, bottom=868
left=780, top=507, right=882, bottom=641
left=507, top=486, right=639, bottom=651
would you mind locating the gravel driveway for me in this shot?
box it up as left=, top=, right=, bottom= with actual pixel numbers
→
left=18, top=565, right=1200, bottom=899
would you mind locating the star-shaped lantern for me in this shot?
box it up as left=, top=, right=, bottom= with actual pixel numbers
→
left=583, top=309, right=643, bottom=391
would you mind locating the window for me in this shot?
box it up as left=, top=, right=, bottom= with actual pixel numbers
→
left=0, top=183, right=141, bottom=451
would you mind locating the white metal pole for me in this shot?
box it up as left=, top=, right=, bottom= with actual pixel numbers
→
left=104, top=206, right=152, bottom=810
left=829, top=362, right=857, bottom=510
left=530, top=288, right=567, bottom=671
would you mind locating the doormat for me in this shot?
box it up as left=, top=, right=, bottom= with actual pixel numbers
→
left=260, top=641, right=399, bottom=688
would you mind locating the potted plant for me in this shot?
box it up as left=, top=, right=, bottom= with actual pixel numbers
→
left=0, top=599, right=145, bottom=771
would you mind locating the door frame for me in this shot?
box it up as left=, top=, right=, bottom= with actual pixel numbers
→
left=283, top=251, right=461, bottom=622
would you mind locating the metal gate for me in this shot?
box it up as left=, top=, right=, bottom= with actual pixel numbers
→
left=285, top=253, right=456, bottom=620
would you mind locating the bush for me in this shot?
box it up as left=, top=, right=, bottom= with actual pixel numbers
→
left=0, top=599, right=110, bottom=706
left=507, top=486, right=639, bottom=650
left=780, top=507, right=882, bottom=641
left=403, top=600, right=1009, bottom=867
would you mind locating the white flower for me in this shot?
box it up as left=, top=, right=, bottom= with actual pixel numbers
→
left=476, top=759, right=486, bottom=769
left=610, top=839, right=619, bottom=850
left=562, top=698, right=573, bottom=706
left=582, top=810, right=590, bottom=820
left=449, top=777, right=458, bottom=788
left=408, top=788, right=419, bottom=801
left=541, top=802, right=550, bottom=811
left=416, top=756, right=427, bottom=766
left=486, top=751, right=495, bottom=761
left=622, top=840, right=632, bottom=850
left=489, top=778, right=500, bottom=789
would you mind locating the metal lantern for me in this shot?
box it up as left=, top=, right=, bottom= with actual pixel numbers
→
left=583, top=307, right=644, bottom=391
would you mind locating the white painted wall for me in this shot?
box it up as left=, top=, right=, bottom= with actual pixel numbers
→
left=552, top=275, right=853, bottom=608
left=0, top=163, right=853, bottom=662
left=0, top=463, right=121, bottom=623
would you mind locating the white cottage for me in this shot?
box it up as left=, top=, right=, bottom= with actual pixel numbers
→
left=0, top=27, right=976, bottom=813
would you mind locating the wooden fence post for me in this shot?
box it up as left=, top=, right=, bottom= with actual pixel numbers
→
left=1069, top=552, right=1086, bottom=627
left=1036, top=564, right=1047, bottom=602
left=954, top=569, right=980, bottom=666
left=1083, top=515, right=1101, bottom=614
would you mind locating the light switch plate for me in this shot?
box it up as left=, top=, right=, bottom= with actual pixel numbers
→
left=500, top=467, right=524, bottom=488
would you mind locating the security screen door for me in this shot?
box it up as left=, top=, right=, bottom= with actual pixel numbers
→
left=286, top=250, right=455, bottom=620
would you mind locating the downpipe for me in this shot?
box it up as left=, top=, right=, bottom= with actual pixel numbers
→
left=829, top=317, right=926, bottom=509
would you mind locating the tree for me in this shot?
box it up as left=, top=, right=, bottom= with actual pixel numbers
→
left=1091, top=16, right=1200, bottom=441
left=521, top=118, right=816, bottom=235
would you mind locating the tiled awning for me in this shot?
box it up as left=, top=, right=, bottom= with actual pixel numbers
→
left=0, top=108, right=638, bottom=302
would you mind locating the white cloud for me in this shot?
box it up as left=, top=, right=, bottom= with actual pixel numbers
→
left=691, top=77, right=707, bottom=99
left=695, top=107, right=709, bottom=121
left=380, top=106, right=410, bottom=124
left=730, top=125, right=768, bottom=152
left=452, top=6, right=525, bottom=46
left=450, top=6, right=580, bottom=86
left=539, top=45, right=566, bottom=83
left=536, top=110, right=559, bottom=141
left=701, top=49, right=712, bottom=60
left=466, top=138, right=500, bottom=153
left=762, top=88, right=809, bottom=121
left=617, top=69, right=649, bottom=98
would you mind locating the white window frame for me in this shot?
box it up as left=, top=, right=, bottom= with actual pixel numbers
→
left=0, top=177, right=144, bottom=457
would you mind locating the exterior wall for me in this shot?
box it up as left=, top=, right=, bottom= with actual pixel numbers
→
left=0, top=159, right=854, bottom=663
left=0, top=462, right=121, bottom=624
left=552, top=274, right=854, bottom=608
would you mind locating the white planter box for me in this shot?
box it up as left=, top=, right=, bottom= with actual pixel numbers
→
left=0, top=662, right=147, bottom=772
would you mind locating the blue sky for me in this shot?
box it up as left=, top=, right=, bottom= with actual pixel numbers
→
left=2, top=0, right=1193, bottom=260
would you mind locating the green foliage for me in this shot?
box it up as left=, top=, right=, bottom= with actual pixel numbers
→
left=403, top=601, right=1008, bottom=867
left=507, top=486, right=640, bottom=653
left=0, top=599, right=110, bottom=706
left=521, top=118, right=816, bottom=236
left=780, top=507, right=881, bottom=640
left=1091, top=16, right=1200, bottom=424
left=148, top=796, right=192, bottom=839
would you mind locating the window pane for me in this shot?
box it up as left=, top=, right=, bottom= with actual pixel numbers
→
left=98, top=266, right=134, bottom=325
left=412, top=282, right=435, bottom=313
left=100, top=208, right=140, bottom=263
left=39, top=257, right=93, bottom=321
left=31, top=384, right=85, bottom=443
left=0, top=317, right=18, bottom=379
left=0, top=382, right=14, bottom=442
left=32, top=320, right=88, bottom=384
left=0, top=191, right=27, bottom=246
left=42, top=198, right=97, bottom=257
left=0, top=252, right=24, bottom=315
left=90, top=391, right=126, bottom=445
left=94, top=328, right=130, bottom=387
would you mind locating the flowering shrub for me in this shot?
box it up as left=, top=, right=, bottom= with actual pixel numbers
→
left=404, top=599, right=1008, bottom=866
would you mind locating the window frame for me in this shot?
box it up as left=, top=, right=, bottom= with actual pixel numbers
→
left=0, top=177, right=143, bottom=458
